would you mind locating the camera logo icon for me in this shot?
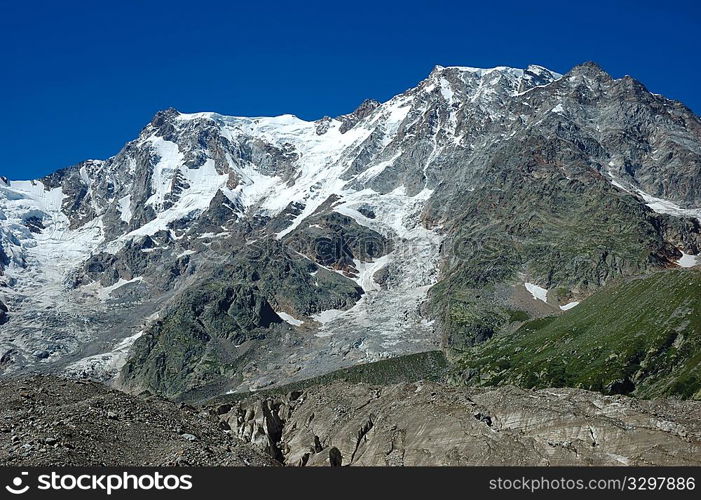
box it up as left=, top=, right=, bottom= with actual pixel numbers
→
left=5, top=471, right=30, bottom=495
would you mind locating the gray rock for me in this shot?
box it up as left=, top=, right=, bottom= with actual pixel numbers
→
left=222, top=381, right=701, bottom=466
left=0, top=300, right=7, bottom=325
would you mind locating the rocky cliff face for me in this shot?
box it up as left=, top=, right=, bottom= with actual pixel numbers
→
left=1, top=62, right=700, bottom=399
left=217, top=381, right=701, bottom=466
left=0, top=299, right=7, bottom=325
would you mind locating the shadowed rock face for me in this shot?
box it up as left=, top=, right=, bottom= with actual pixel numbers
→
left=0, top=299, right=7, bottom=325
left=220, top=381, right=701, bottom=466
left=283, top=207, right=394, bottom=275
left=338, top=99, right=381, bottom=134
left=1, top=62, right=701, bottom=399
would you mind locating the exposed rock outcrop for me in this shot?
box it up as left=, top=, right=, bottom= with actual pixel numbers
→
left=220, top=381, right=701, bottom=466
left=0, top=299, right=7, bottom=325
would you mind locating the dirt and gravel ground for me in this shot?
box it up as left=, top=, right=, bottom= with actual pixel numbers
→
left=0, top=375, right=277, bottom=466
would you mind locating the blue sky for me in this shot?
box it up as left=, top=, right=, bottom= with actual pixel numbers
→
left=1, top=0, right=699, bottom=179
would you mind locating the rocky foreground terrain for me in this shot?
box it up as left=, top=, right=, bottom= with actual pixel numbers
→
left=1, top=376, right=699, bottom=467
left=0, top=376, right=276, bottom=466
left=215, top=380, right=701, bottom=466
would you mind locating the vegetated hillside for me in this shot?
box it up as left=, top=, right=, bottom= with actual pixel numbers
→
left=452, top=269, right=701, bottom=399
left=208, top=350, right=449, bottom=404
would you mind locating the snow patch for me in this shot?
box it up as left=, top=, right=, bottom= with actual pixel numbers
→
left=276, top=311, right=304, bottom=326
left=560, top=301, right=580, bottom=311
left=145, top=137, right=184, bottom=209
left=439, top=77, right=454, bottom=102
left=677, top=252, right=699, bottom=268
left=97, top=277, right=143, bottom=301
left=176, top=249, right=197, bottom=259
left=606, top=164, right=630, bottom=191
left=350, top=255, right=391, bottom=293
left=197, top=231, right=230, bottom=239
left=117, top=195, right=132, bottom=223
left=311, top=308, right=346, bottom=328
left=639, top=192, right=701, bottom=222
left=107, top=157, right=230, bottom=252
left=64, top=330, right=145, bottom=381
left=604, top=164, right=701, bottom=223
left=525, top=282, right=548, bottom=303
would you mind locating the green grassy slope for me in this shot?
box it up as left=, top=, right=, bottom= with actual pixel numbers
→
left=451, top=269, right=701, bottom=399
left=208, top=350, right=449, bottom=403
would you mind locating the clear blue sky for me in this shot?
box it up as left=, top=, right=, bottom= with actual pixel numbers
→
left=1, top=0, right=699, bottom=180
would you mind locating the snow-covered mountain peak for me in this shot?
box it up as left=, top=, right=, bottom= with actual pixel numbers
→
left=419, top=64, right=562, bottom=112
left=429, top=63, right=561, bottom=88
left=2, top=61, right=701, bottom=393
left=146, top=64, right=564, bottom=148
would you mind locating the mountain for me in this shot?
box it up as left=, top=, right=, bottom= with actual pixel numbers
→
left=1, top=62, right=700, bottom=400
